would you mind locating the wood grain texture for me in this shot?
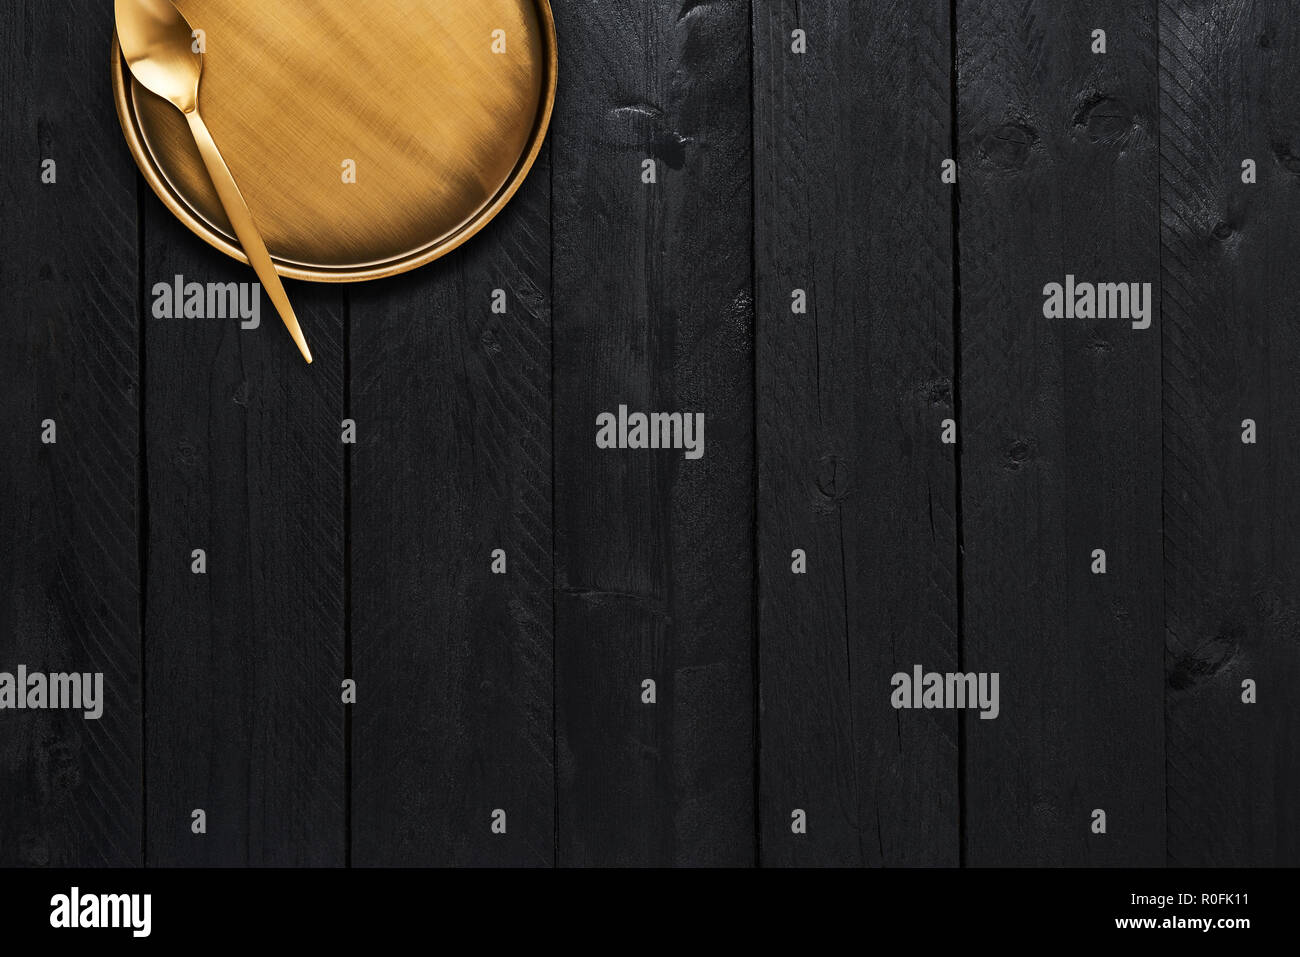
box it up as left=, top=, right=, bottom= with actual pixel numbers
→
left=350, top=151, right=553, bottom=867
left=754, top=0, right=959, bottom=866
left=4, top=0, right=1300, bottom=871
left=141, top=210, right=345, bottom=866
left=957, top=0, right=1166, bottom=864
left=1159, top=0, right=1300, bottom=866
left=0, top=0, right=142, bottom=867
left=550, top=0, right=756, bottom=866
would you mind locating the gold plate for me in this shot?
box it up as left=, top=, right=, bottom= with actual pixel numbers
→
left=112, top=0, right=556, bottom=282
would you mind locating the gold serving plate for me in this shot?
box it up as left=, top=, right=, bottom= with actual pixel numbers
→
left=112, top=0, right=556, bottom=282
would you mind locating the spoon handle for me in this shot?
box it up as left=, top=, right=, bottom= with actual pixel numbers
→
left=184, top=109, right=313, bottom=364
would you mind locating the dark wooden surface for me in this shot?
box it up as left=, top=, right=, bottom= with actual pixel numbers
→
left=1, top=0, right=1297, bottom=867
left=1159, top=0, right=1300, bottom=866
left=551, top=0, right=755, bottom=867
left=351, top=149, right=553, bottom=868
left=1, top=0, right=141, bottom=868
left=754, top=0, right=959, bottom=866
left=957, top=0, right=1165, bottom=865
left=142, top=211, right=345, bottom=866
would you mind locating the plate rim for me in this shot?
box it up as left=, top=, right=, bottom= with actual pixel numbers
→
left=111, top=0, right=557, bottom=283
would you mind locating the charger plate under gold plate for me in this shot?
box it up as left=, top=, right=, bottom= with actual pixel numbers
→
left=112, top=0, right=556, bottom=282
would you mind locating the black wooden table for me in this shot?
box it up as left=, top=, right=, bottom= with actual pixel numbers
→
left=1, top=0, right=1296, bottom=867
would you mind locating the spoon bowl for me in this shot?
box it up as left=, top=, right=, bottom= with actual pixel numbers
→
left=115, top=0, right=203, bottom=114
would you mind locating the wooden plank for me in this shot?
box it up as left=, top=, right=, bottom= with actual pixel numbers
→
left=0, top=0, right=142, bottom=867
left=350, top=153, right=553, bottom=867
left=141, top=211, right=346, bottom=866
left=1159, top=0, right=1300, bottom=866
left=956, top=0, right=1166, bottom=864
left=550, top=0, right=755, bottom=866
left=754, top=1, right=960, bottom=865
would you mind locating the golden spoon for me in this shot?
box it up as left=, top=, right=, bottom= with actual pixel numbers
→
left=115, top=0, right=313, bottom=364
